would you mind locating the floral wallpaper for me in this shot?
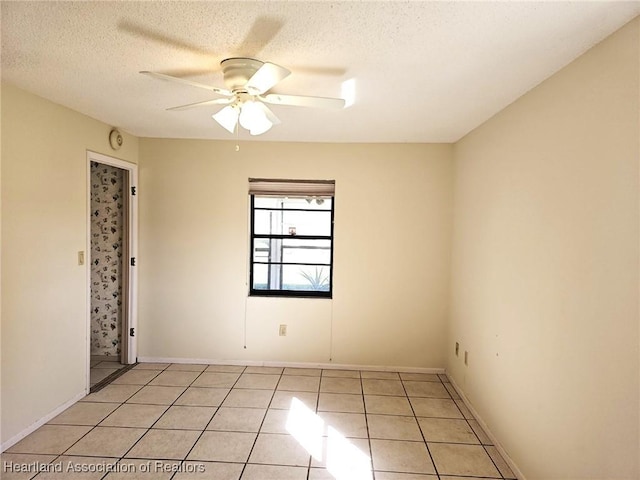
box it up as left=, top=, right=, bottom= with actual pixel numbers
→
left=90, top=161, right=124, bottom=357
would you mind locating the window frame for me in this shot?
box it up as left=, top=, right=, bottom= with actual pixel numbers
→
left=249, top=194, right=335, bottom=299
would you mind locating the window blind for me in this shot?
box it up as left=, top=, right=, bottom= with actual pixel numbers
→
left=248, top=178, right=335, bottom=197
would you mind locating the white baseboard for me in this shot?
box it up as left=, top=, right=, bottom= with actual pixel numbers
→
left=1, top=390, right=86, bottom=453
left=446, top=374, right=526, bottom=480
left=137, top=356, right=445, bottom=374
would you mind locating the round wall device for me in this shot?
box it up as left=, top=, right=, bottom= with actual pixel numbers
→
left=109, top=129, right=123, bottom=150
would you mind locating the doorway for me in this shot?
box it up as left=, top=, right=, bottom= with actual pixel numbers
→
left=87, top=151, right=138, bottom=391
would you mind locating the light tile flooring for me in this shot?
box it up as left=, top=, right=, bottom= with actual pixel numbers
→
left=3, top=364, right=517, bottom=479
left=90, top=357, right=127, bottom=388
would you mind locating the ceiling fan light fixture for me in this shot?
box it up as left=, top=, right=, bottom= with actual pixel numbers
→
left=239, top=100, right=273, bottom=135
left=212, top=105, right=239, bottom=133
left=249, top=120, right=273, bottom=136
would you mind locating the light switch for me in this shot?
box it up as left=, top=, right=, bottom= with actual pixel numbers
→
left=78, top=251, right=85, bottom=265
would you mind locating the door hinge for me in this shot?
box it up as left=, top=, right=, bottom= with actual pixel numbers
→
left=129, top=328, right=135, bottom=337
left=130, top=257, right=136, bottom=267
left=131, top=186, right=137, bottom=196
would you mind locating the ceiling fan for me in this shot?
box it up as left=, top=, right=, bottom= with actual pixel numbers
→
left=142, top=57, right=346, bottom=136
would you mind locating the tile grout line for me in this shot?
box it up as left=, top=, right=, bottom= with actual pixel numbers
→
left=114, top=364, right=210, bottom=476
left=79, top=364, right=233, bottom=477
left=49, top=367, right=167, bottom=469
left=401, top=374, right=443, bottom=479
left=98, top=368, right=169, bottom=432
left=177, top=364, right=248, bottom=476
left=447, top=380, right=506, bottom=480
left=308, top=369, right=326, bottom=480
left=157, top=363, right=222, bottom=480
left=235, top=366, right=286, bottom=480
left=358, top=368, right=377, bottom=480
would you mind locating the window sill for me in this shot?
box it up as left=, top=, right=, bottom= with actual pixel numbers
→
left=249, top=290, right=332, bottom=300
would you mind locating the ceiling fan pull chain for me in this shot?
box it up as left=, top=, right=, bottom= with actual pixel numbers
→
left=235, top=119, right=240, bottom=152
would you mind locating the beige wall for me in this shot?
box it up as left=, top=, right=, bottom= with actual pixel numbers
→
left=138, top=140, right=453, bottom=368
left=0, top=83, right=138, bottom=445
left=448, top=18, right=640, bottom=480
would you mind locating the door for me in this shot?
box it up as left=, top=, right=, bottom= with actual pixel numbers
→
left=87, top=151, right=138, bottom=390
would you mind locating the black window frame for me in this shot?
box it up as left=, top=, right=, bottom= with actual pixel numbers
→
left=249, top=194, right=334, bottom=298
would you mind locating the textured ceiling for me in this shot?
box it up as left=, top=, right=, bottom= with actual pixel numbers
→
left=2, top=1, right=639, bottom=143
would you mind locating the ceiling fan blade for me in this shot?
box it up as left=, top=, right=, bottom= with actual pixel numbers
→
left=157, top=68, right=216, bottom=78
left=246, top=62, right=291, bottom=94
left=212, top=105, right=239, bottom=133
left=167, top=98, right=233, bottom=111
left=141, top=71, right=232, bottom=96
left=287, top=65, right=348, bottom=77
left=256, top=102, right=281, bottom=125
left=261, top=93, right=345, bottom=109
left=238, top=16, right=284, bottom=58
left=119, top=20, right=214, bottom=57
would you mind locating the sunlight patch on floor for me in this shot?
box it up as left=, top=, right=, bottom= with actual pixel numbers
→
left=286, top=397, right=373, bottom=480
left=286, top=396, right=324, bottom=460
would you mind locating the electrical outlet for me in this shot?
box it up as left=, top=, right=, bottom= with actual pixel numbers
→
left=279, top=324, right=287, bottom=336
left=455, top=342, right=459, bottom=356
left=464, top=351, right=469, bottom=366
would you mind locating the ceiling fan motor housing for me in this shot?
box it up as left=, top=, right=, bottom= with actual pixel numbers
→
left=221, top=58, right=264, bottom=93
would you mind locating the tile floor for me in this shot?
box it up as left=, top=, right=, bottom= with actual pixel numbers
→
left=90, top=357, right=127, bottom=388
left=3, top=364, right=517, bottom=479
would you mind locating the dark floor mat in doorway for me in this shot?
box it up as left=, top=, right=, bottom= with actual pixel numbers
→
left=90, top=363, right=137, bottom=393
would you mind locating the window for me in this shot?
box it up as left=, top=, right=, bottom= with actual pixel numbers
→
left=249, top=179, right=335, bottom=298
